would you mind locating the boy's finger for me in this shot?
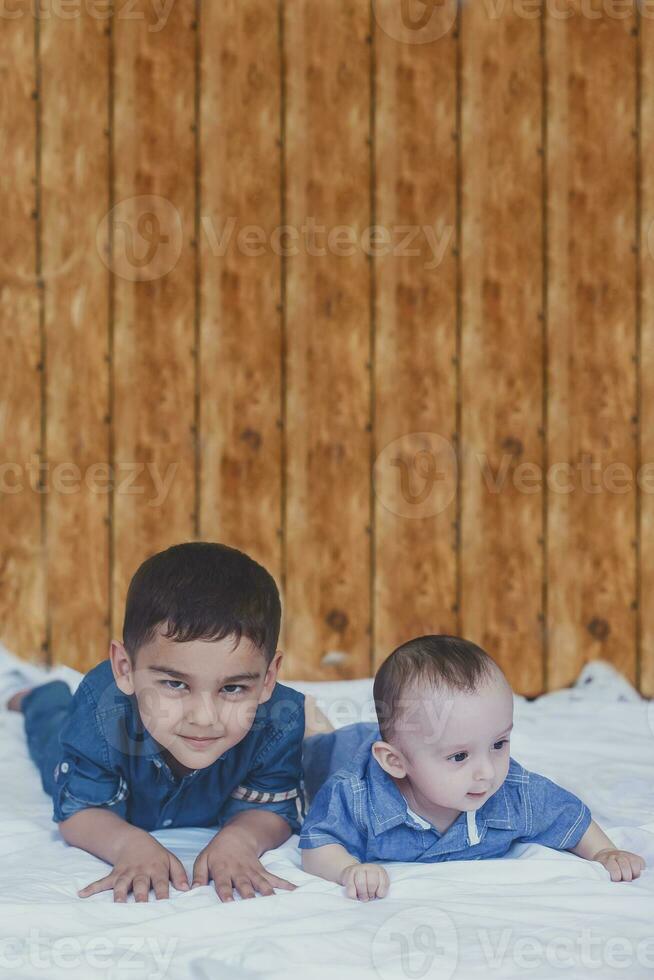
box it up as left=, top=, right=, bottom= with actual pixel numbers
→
left=233, top=875, right=257, bottom=900
left=132, top=874, right=151, bottom=902
left=153, top=876, right=170, bottom=900
left=214, top=876, right=235, bottom=902
left=112, top=875, right=131, bottom=903
left=191, top=857, right=209, bottom=888
left=261, top=871, right=296, bottom=891
left=78, top=874, right=114, bottom=897
left=170, top=857, right=190, bottom=891
left=251, top=874, right=275, bottom=897
left=377, top=874, right=389, bottom=898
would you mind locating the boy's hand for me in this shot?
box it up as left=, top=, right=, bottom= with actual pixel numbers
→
left=340, top=862, right=390, bottom=901
left=594, top=848, right=646, bottom=882
left=78, top=836, right=191, bottom=902
left=191, top=829, right=296, bottom=902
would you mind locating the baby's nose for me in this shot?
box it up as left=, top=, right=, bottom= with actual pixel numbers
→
left=472, top=758, right=494, bottom=782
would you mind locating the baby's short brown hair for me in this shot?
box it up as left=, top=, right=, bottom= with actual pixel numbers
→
left=373, top=634, right=500, bottom=743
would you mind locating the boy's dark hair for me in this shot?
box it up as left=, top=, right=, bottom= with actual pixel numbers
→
left=373, top=634, right=499, bottom=743
left=122, top=542, right=281, bottom=663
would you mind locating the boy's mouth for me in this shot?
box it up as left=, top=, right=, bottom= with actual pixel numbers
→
left=179, top=735, right=221, bottom=749
left=466, top=790, right=488, bottom=798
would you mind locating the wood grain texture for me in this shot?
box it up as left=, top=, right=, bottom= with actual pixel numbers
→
left=639, top=8, right=653, bottom=696
left=0, top=13, right=45, bottom=660
left=112, top=0, right=196, bottom=637
left=373, top=0, right=459, bottom=668
left=460, top=2, right=545, bottom=694
left=200, top=0, right=282, bottom=589
left=41, top=11, right=110, bottom=671
left=283, top=0, right=372, bottom=679
left=2, top=6, right=651, bottom=695
left=546, top=3, right=637, bottom=689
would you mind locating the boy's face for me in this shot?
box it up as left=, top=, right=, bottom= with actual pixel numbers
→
left=110, top=630, right=280, bottom=774
left=373, top=668, right=514, bottom=820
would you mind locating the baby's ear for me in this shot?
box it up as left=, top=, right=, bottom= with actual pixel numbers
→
left=371, top=740, right=406, bottom=779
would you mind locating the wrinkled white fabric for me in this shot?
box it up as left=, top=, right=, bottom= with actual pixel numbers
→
left=1, top=648, right=652, bottom=979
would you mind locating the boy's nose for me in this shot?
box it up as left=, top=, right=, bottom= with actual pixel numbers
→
left=186, top=691, right=220, bottom=727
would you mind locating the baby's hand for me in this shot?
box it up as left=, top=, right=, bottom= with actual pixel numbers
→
left=340, top=862, right=390, bottom=901
left=594, top=849, right=646, bottom=882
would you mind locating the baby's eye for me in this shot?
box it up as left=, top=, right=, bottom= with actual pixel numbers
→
left=449, top=751, right=468, bottom=763
left=493, top=739, right=509, bottom=750
left=160, top=679, right=188, bottom=692
left=222, top=684, right=246, bottom=696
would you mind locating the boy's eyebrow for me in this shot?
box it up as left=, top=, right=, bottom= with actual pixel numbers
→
left=441, top=722, right=514, bottom=752
left=147, top=666, right=262, bottom=683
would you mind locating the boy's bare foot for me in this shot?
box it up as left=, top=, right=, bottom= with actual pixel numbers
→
left=304, top=693, right=334, bottom=738
left=6, top=687, right=33, bottom=711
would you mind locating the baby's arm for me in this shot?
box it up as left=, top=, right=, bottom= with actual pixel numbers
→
left=568, top=819, right=646, bottom=882
left=59, top=809, right=190, bottom=901
left=302, top=843, right=389, bottom=901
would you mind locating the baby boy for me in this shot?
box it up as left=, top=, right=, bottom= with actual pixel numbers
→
left=300, top=635, right=646, bottom=900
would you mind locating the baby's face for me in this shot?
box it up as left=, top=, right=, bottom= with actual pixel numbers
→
left=113, top=630, right=278, bottom=774
left=391, top=668, right=514, bottom=813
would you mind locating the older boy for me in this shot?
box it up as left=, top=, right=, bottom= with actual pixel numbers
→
left=7, top=541, right=324, bottom=903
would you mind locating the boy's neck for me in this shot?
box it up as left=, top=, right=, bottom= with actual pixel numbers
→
left=392, top=776, right=462, bottom=835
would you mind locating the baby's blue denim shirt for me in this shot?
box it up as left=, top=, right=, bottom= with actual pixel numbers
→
left=50, top=660, right=306, bottom=833
left=299, top=722, right=592, bottom=863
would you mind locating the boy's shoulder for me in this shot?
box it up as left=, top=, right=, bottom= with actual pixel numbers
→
left=246, top=681, right=304, bottom=739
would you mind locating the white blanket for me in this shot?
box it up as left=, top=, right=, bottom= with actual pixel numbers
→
left=1, top=653, right=652, bottom=979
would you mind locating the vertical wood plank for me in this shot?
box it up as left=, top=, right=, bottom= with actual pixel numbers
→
left=200, top=0, right=282, bottom=586
left=0, top=12, right=45, bottom=661
left=639, top=6, right=653, bottom=696
left=41, top=9, right=110, bottom=671
left=112, top=0, right=197, bottom=634
left=460, top=3, right=544, bottom=694
left=547, top=3, right=637, bottom=690
left=373, top=1, right=459, bottom=667
left=284, top=0, right=371, bottom=679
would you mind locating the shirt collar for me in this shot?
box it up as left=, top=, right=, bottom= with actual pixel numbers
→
left=366, top=753, right=520, bottom=844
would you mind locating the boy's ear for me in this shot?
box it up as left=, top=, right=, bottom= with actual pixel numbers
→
left=109, top=640, right=135, bottom=697
left=371, top=739, right=408, bottom=779
left=258, top=649, right=283, bottom=704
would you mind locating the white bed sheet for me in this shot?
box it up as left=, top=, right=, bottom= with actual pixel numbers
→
left=1, top=653, right=653, bottom=980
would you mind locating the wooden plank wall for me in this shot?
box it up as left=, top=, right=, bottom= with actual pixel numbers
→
left=0, top=0, right=651, bottom=696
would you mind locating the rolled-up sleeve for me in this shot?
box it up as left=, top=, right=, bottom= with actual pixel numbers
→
left=520, top=772, right=592, bottom=850
left=52, top=682, right=129, bottom=824
left=220, top=700, right=305, bottom=835
left=299, top=775, right=367, bottom=862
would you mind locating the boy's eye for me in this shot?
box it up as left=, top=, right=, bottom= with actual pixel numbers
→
left=493, top=739, right=509, bottom=750
left=161, top=680, right=188, bottom=692
left=450, top=751, right=467, bottom=763
left=222, top=684, right=246, bottom=695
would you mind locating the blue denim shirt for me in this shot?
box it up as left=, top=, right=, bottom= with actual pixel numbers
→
left=51, top=660, right=306, bottom=833
left=299, top=723, right=592, bottom=863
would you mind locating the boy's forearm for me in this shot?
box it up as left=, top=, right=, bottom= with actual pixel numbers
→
left=58, top=808, right=149, bottom=865
left=301, top=843, right=360, bottom=885
left=216, top=809, right=293, bottom=857
left=569, top=819, right=615, bottom=860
